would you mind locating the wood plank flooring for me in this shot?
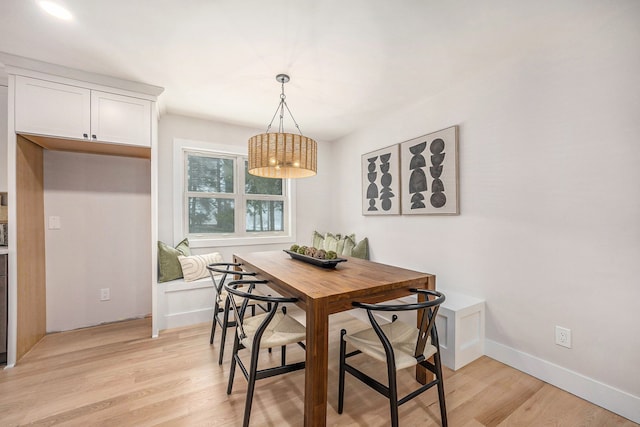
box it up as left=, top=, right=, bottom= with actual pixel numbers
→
left=0, top=312, right=636, bottom=426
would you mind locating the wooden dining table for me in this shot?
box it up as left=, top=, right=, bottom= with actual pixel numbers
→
left=233, top=250, right=436, bottom=427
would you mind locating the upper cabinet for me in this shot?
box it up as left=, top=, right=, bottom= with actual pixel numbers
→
left=15, top=77, right=90, bottom=141
left=90, top=90, right=151, bottom=147
left=15, top=76, right=151, bottom=148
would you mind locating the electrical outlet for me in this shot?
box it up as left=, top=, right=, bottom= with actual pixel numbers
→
left=555, top=326, right=571, bottom=348
left=48, top=216, right=61, bottom=230
left=100, top=288, right=110, bottom=301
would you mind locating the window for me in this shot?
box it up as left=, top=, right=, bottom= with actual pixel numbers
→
left=183, top=149, right=290, bottom=242
left=244, top=161, right=285, bottom=232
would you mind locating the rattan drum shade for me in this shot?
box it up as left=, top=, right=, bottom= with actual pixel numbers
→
left=248, top=132, right=317, bottom=179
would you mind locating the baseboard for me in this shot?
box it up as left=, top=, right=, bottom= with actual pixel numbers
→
left=485, top=339, right=640, bottom=423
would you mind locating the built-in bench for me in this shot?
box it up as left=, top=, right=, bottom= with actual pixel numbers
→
left=156, top=275, right=217, bottom=333
left=434, top=289, right=485, bottom=370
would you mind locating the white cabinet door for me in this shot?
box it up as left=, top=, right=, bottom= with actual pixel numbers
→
left=15, top=76, right=91, bottom=140
left=91, top=91, right=151, bottom=147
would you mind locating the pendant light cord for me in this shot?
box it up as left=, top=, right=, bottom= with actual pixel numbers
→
left=264, top=77, right=304, bottom=136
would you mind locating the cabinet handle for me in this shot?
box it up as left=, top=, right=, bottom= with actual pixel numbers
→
left=83, top=133, right=88, bottom=139
left=92, top=134, right=97, bottom=140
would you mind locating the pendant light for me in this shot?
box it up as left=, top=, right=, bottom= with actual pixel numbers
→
left=248, top=74, right=317, bottom=179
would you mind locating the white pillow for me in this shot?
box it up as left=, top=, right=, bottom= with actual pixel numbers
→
left=177, top=252, right=224, bottom=282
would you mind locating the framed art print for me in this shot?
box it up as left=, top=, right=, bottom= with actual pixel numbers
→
left=400, top=126, right=459, bottom=215
left=362, top=144, right=400, bottom=215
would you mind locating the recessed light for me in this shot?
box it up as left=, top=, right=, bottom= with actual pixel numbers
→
left=38, top=1, right=73, bottom=21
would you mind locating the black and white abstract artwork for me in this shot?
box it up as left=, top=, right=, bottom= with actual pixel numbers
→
left=400, top=126, right=459, bottom=215
left=361, top=144, right=401, bottom=215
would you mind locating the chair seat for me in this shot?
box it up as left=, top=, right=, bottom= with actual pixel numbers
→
left=240, top=312, right=306, bottom=349
left=220, top=286, right=268, bottom=306
left=220, top=289, right=248, bottom=306
left=345, top=321, right=437, bottom=371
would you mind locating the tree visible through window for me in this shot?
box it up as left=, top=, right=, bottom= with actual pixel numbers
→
left=187, top=155, right=235, bottom=233
left=184, top=151, right=287, bottom=237
left=245, top=161, right=284, bottom=232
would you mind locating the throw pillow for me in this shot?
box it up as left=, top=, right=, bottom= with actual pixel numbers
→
left=351, top=237, right=369, bottom=260
left=312, top=230, right=325, bottom=250
left=158, top=238, right=191, bottom=282
left=323, top=232, right=341, bottom=252
left=336, top=233, right=356, bottom=256
left=178, top=252, right=224, bottom=282
left=340, top=234, right=357, bottom=256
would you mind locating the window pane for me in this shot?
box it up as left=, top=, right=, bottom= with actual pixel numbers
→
left=246, top=200, right=284, bottom=232
left=188, top=155, right=234, bottom=193
left=188, top=197, right=235, bottom=233
left=245, top=161, right=283, bottom=195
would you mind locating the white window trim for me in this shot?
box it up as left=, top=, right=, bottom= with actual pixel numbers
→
left=173, top=137, right=296, bottom=249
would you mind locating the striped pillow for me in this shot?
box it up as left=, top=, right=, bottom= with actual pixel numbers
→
left=177, top=252, right=224, bottom=282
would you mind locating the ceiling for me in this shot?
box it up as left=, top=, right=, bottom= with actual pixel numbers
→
left=0, top=0, right=614, bottom=142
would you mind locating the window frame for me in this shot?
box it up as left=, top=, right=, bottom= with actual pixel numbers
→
left=173, top=138, right=296, bottom=249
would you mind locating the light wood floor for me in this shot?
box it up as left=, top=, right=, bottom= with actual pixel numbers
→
left=0, top=312, right=636, bottom=426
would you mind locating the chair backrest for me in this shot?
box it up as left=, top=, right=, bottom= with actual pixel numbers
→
left=353, top=289, right=445, bottom=364
left=207, top=262, right=256, bottom=302
left=225, top=279, right=299, bottom=345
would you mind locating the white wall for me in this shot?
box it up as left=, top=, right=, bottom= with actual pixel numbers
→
left=330, top=5, right=640, bottom=421
left=157, top=113, right=333, bottom=261
left=44, top=151, right=151, bottom=332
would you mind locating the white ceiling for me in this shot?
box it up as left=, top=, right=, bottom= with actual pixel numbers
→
left=0, top=0, right=613, bottom=141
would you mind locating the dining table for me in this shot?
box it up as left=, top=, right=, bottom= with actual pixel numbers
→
left=233, top=250, right=436, bottom=427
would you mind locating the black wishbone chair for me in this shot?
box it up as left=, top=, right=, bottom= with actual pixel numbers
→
left=338, top=289, right=447, bottom=427
left=207, top=263, right=259, bottom=365
left=225, top=279, right=307, bottom=427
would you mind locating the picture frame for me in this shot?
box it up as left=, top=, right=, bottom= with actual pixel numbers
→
left=361, top=144, right=401, bottom=215
left=400, top=126, right=459, bottom=215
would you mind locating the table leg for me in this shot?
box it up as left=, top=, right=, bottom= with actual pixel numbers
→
left=305, top=298, right=329, bottom=427
left=416, top=277, right=436, bottom=384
